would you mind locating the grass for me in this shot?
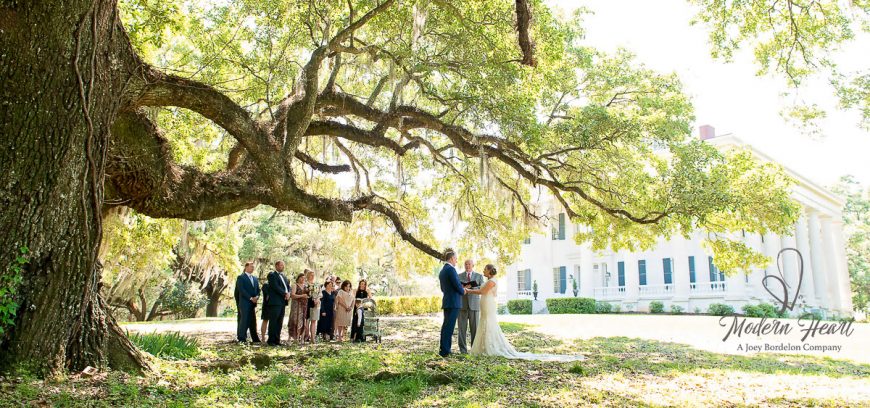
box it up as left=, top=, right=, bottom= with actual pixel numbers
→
left=0, top=317, right=867, bottom=407
left=128, top=331, right=200, bottom=360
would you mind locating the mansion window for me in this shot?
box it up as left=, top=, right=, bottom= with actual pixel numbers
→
left=517, top=269, right=532, bottom=291
left=662, top=258, right=673, bottom=285
left=552, top=213, right=566, bottom=240
left=617, top=261, right=626, bottom=287
left=688, top=256, right=696, bottom=283
left=638, top=260, right=647, bottom=286
left=553, top=266, right=567, bottom=294
left=708, top=257, right=724, bottom=282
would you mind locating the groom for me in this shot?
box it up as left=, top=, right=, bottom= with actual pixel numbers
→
left=438, top=248, right=467, bottom=357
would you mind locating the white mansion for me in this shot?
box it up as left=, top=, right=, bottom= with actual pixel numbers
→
left=505, top=126, right=854, bottom=317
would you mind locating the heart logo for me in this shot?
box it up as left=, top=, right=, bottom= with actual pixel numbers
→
left=762, top=247, right=804, bottom=315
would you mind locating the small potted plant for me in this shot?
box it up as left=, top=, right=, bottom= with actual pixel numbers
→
left=532, top=280, right=538, bottom=300
left=570, top=274, right=578, bottom=297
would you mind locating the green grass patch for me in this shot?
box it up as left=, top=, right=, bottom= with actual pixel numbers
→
left=128, top=331, right=200, bottom=360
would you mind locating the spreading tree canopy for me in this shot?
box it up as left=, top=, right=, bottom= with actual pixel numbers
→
left=7, top=0, right=863, bottom=375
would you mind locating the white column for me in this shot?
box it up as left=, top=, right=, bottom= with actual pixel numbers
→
left=745, top=233, right=765, bottom=299
left=761, top=232, right=782, bottom=305
left=820, top=217, right=843, bottom=311
left=831, top=220, right=853, bottom=314
left=794, top=212, right=817, bottom=308
left=580, top=244, right=595, bottom=298
left=623, top=251, right=639, bottom=311
left=780, top=232, right=800, bottom=296
left=672, top=238, right=691, bottom=306
left=807, top=210, right=829, bottom=308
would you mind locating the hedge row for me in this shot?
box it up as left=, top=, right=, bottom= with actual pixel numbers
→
left=546, top=297, right=601, bottom=314
left=374, top=296, right=441, bottom=316
left=507, top=299, right=532, bottom=314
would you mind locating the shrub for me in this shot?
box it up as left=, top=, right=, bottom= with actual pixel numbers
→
left=128, top=331, right=199, bottom=360
left=374, top=296, right=440, bottom=316
left=670, top=305, right=684, bottom=315
left=497, top=304, right=508, bottom=315
left=708, top=303, right=735, bottom=316
left=649, top=301, right=664, bottom=314
left=546, top=297, right=596, bottom=314
left=161, top=280, right=208, bottom=319
left=594, top=301, right=613, bottom=313
left=799, top=310, right=824, bottom=320
left=613, top=304, right=622, bottom=313
left=507, top=299, right=532, bottom=315
left=741, top=303, right=786, bottom=318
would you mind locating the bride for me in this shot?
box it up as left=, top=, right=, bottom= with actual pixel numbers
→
left=464, top=264, right=585, bottom=362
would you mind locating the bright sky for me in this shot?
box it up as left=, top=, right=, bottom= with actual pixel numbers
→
left=549, top=0, right=870, bottom=187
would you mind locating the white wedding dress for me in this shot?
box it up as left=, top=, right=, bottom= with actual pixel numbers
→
left=469, top=278, right=585, bottom=362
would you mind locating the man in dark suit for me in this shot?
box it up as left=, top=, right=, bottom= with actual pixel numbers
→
left=265, top=260, right=290, bottom=346
left=438, top=248, right=466, bottom=357
left=235, top=262, right=261, bottom=343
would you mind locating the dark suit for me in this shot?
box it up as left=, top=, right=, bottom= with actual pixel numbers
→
left=235, top=272, right=261, bottom=342
left=265, top=270, right=290, bottom=345
left=438, top=262, right=466, bottom=357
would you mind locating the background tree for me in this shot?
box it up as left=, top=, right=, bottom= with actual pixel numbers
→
left=690, top=0, right=870, bottom=130
left=1, top=0, right=800, bottom=375
left=831, top=176, right=870, bottom=314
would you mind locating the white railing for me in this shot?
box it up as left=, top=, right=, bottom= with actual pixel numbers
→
left=690, top=281, right=727, bottom=294
left=638, top=284, right=674, bottom=297
left=517, top=290, right=533, bottom=297
left=593, top=286, right=626, bottom=299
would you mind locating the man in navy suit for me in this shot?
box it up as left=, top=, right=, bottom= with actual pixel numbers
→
left=234, top=262, right=261, bottom=343
left=265, top=261, right=290, bottom=345
left=438, top=248, right=467, bottom=357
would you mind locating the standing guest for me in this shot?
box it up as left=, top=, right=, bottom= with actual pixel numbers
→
left=334, top=280, right=354, bottom=341
left=351, top=279, right=370, bottom=343
left=234, top=262, right=261, bottom=343
left=350, top=298, right=365, bottom=343
left=317, top=280, right=337, bottom=341
left=260, top=278, right=270, bottom=342
left=305, top=269, right=321, bottom=344
left=332, top=276, right=343, bottom=337
left=288, top=273, right=309, bottom=344
left=266, top=261, right=290, bottom=346
left=355, top=279, right=370, bottom=300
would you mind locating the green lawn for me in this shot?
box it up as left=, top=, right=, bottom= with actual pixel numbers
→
left=1, top=318, right=868, bottom=407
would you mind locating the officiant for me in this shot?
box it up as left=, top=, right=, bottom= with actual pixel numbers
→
left=458, top=259, right=485, bottom=354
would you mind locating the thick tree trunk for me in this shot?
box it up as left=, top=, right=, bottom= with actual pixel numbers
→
left=0, top=1, right=148, bottom=375
left=205, top=295, right=221, bottom=318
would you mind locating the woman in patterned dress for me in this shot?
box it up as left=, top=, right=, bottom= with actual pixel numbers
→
left=287, top=273, right=309, bottom=344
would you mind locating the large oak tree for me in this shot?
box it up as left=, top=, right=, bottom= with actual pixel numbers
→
left=2, top=0, right=805, bottom=375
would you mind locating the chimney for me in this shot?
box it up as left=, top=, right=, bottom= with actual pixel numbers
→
left=699, top=125, right=716, bottom=140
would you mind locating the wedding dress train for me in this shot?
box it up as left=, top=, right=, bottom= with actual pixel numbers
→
left=469, top=278, right=585, bottom=362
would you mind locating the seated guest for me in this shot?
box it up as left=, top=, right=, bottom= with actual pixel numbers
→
left=334, top=280, right=354, bottom=342
left=350, top=298, right=365, bottom=343
left=317, top=280, right=336, bottom=341
left=234, top=262, right=260, bottom=343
